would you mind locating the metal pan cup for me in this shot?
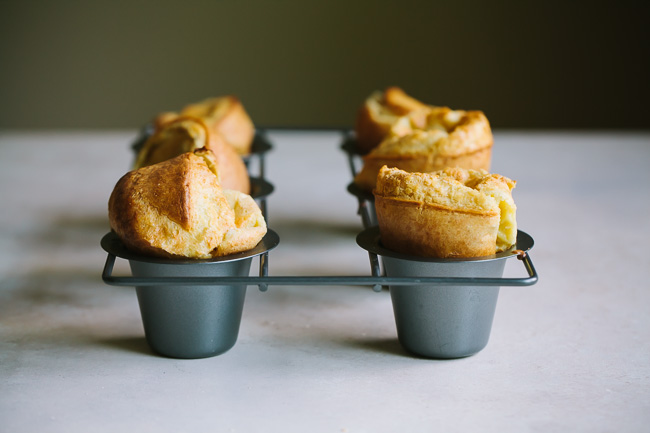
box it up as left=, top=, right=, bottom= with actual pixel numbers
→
left=101, top=230, right=279, bottom=359
left=357, top=227, right=534, bottom=359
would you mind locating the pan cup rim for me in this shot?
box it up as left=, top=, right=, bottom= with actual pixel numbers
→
left=100, top=229, right=280, bottom=265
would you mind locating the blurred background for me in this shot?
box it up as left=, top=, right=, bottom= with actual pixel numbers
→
left=0, top=0, right=648, bottom=130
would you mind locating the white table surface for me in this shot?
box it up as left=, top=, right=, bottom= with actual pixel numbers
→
left=0, top=130, right=648, bottom=432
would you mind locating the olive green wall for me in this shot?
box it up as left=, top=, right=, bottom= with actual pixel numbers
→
left=0, top=0, right=647, bottom=130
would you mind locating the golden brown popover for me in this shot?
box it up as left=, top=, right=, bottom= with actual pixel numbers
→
left=135, top=116, right=250, bottom=194
left=354, top=107, right=493, bottom=192
left=374, top=166, right=516, bottom=258
left=355, top=87, right=431, bottom=154
left=153, top=95, right=255, bottom=155
left=109, top=149, right=266, bottom=259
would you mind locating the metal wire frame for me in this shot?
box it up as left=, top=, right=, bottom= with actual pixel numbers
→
left=102, top=249, right=538, bottom=293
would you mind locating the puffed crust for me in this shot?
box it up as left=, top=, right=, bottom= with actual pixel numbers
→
left=134, top=116, right=250, bottom=194
left=355, top=87, right=430, bottom=154
left=374, top=166, right=516, bottom=258
left=109, top=150, right=266, bottom=259
left=354, top=108, right=493, bottom=191
left=152, top=96, right=254, bottom=155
